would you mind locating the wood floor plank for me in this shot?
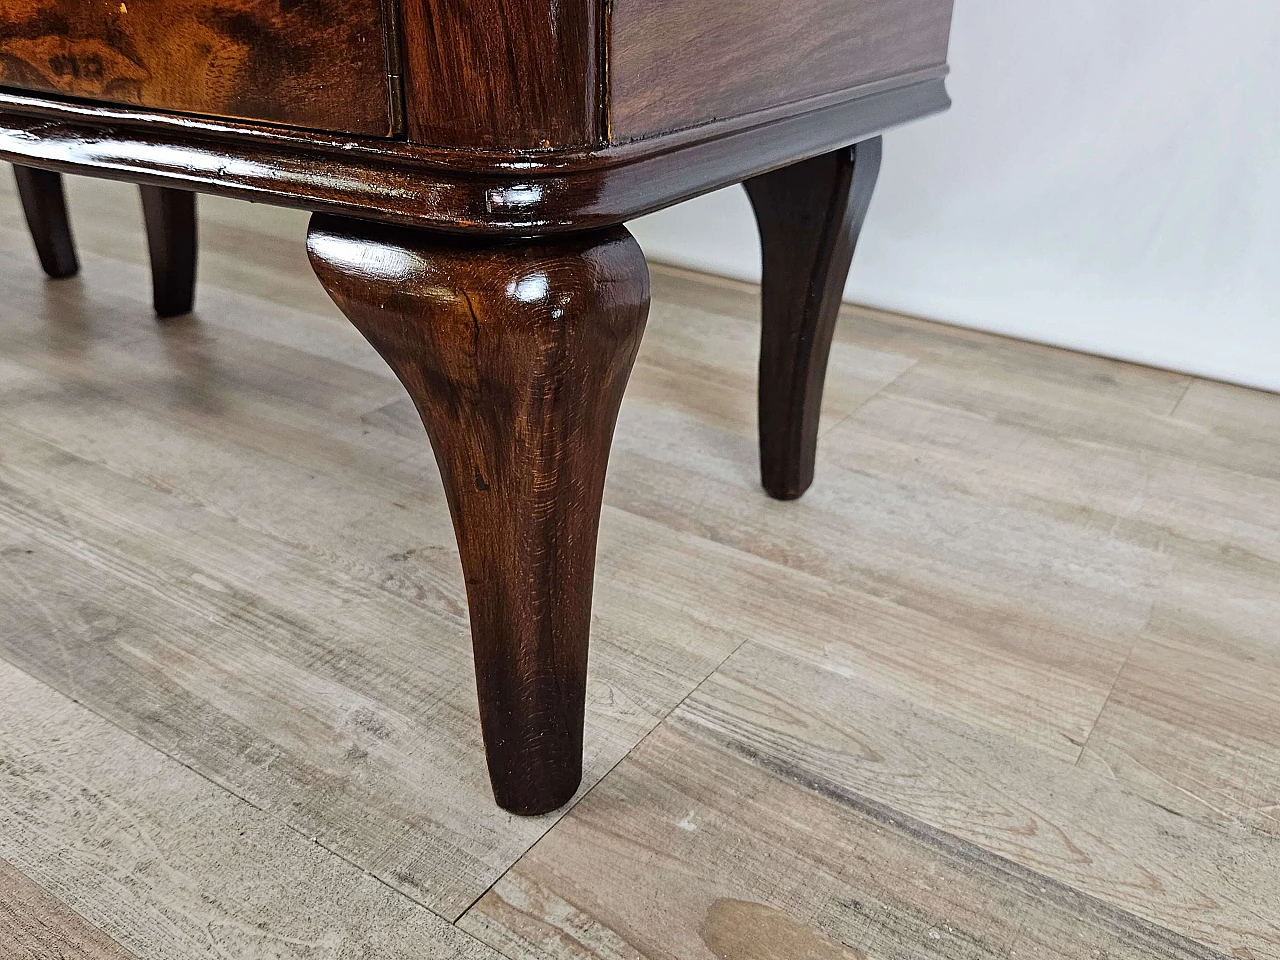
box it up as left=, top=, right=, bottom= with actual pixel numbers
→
left=1138, top=454, right=1280, bottom=569
left=463, top=641, right=1280, bottom=958
left=1171, top=378, right=1280, bottom=458
left=0, top=204, right=754, bottom=916
left=610, top=395, right=1170, bottom=636
left=460, top=724, right=1250, bottom=960
left=0, top=660, right=498, bottom=960
left=821, top=390, right=1163, bottom=546
left=1079, top=548, right=1280, bottom=835
left=601, top=405, right=1167, bottom=759
left=301, top=385, right=1140, bottom=763
left=625, top=297, right=917, bottom=441
left=844, top=303, right=1195, bottom=421
left=0, top=278, right=406, bottom=423
left=0, top=416, right=743, bottom=917
left=0, top=857, right=137, bottom=960
left=0, top=378, right=471, bottom=620
left=876, top=352, right=1279, bottom=487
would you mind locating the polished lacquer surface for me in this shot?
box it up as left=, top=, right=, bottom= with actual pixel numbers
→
left=400, top=0, right=598, bottom=149
left=309, top=217, right=651, bottom=814
left=746, top=138, right=883, bottom=500
left=11, top=164, right=77, bottom=278
left=609, top=0, right=954, bottom=141
left=0, top=0, right=397, bottom=135
left=0, top=78, right=949, bottom=235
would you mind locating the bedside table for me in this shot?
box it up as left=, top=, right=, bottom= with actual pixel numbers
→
left=0, top=0, right=953, bottom=816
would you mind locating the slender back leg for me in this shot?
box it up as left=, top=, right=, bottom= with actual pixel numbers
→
left=139, top=185, right=198, bottom=318
left=13, top=165, right=80, bottom=279
left=744, top=137, right=882, bottom=500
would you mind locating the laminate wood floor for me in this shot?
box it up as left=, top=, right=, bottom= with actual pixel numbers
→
left=0, top=174, right=1276, bottom=959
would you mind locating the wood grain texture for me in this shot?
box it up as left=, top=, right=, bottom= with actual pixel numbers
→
left=608, top=0, right=953, bottom=141
left=746, top=138, right=882, bottom=499
left=399, top=0, right=598, bottom=149
left=1077, top=446, right=1280, bottom=834
left=601, top=297, right=1176, bottom=767
left=309, top=216, right=650, bottom=814
left=0, top=77, right=950, bottom=235
left=665, top=643, right=1278, bottom=956
left=0, top=0, right=395, bottom=135
left=139, top=185, right=196, bottom=317
left=1080, top=587, right=1280, bottom=837
left=462, top=715, right=1259, bottom=959
left=0, top=857, right=137, bottom=960
left=13, top=163, right=78, bottom=278
left=610, top=274, right=916, bottom=461
left=0, top=661, right=500, bottom=960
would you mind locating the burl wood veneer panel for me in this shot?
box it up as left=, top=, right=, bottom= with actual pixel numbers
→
left=0, top=0, right=396, bottom=136
left=399, top=0, right=599, bottom=149
left=608, top=0, right=954, bottom=142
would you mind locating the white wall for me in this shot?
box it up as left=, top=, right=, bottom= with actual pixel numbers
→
left=631, top=0, right=1280, bottom=393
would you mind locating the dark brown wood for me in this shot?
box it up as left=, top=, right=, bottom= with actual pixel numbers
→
left=0, top=0, right=396, bottom=136
left=610, top=0, right=953, bottom=141
left=307, top=215, right=650, bottom=815
left=746, top=138, right=883, bottom=500
left=12, top=163, right=79, bottom=278
left=138, top=185, right=197, bottom=318
left=399, top=0, right=598, bottom=149
left=0, top=78, right=947, bottom=237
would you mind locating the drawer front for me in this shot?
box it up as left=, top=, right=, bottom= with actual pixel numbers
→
left=0, top=0, right=397, bottom=136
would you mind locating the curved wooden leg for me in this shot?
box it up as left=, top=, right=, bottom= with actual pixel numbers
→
left=744, top=136, right=882, bottom=500
left=139, top=185, right=198, bottom=318
left=308, top=215, right=650, bottom=815
left=13, top=165, right=79, bottom=279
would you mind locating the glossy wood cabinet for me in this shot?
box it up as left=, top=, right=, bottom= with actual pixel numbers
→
left=0, top=0, right=954, bottom=817
left=1, top=0, right=952, bottom=148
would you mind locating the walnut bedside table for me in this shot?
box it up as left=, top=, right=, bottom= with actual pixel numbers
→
left=0, top=0, right=954, bottom=815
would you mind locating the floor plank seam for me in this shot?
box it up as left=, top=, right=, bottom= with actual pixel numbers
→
left=1071, top=507, right=1176, bottom=768
left=0, top=653, right=454, bottom=925
left=0, top=412, right=463, bottom=649
left=1167, top=377, right=1198, bottom=419
left=451, top=608, right=759, bottom=929
left=446, top=728, right=649, bottom=929
left=1073, top=635, right=1141, bottom=767
left=815, top=353, right=919, bottom=442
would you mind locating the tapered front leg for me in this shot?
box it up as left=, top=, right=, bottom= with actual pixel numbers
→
left=744, top=137, right=882, bottom=500
left=308, top=216, right=650, bottom=815
left=13, top=165, right=79, bottom=279
left=139, top=185, right=198, bottom=317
